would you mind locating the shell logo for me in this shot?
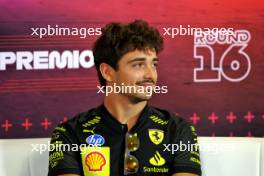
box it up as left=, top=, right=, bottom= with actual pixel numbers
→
left=85, top=151, right=106, bottom=171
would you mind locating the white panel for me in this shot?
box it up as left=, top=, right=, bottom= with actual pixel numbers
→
left=199, top=137, right=261, bottom=176
left=0, top=137, right=263, bottom=176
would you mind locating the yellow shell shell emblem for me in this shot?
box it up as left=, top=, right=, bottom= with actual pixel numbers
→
left=148, top=129, right=164, bottom=145
left=85, top=151, right=106, bottom=171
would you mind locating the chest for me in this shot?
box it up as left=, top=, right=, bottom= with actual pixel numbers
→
left=77, top=124, right=175, bottom=175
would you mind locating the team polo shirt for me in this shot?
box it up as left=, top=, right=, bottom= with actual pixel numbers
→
left=48, top=104, right=201, bottom=176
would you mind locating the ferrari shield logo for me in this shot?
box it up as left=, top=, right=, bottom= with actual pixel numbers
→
left=148, top=129, right=164, bottom=145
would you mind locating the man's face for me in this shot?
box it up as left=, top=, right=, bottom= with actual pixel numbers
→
left=112, top=48, right=158, bottom=102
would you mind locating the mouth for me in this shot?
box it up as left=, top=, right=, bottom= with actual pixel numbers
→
left=136, top=80, right=156, bottom=87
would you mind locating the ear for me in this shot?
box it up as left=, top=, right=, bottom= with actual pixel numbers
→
left=99, top=63, right=116, bottom=83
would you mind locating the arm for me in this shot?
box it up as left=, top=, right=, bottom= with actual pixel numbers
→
left=170, top=117, right=202, bottom=176
left=48, top=124, right=82, bottom=176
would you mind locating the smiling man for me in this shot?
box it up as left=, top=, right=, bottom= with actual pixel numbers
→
left=48, top=20, right=201, bottom=176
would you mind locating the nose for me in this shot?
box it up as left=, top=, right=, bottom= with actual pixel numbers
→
left=143, top=64, right=156, bottom=80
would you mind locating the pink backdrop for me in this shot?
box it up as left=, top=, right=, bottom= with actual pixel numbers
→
left=0, top=0, right=263, bottom=138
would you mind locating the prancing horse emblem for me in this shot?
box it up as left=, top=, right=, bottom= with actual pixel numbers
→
left=148, top=129, right=164, bottom=145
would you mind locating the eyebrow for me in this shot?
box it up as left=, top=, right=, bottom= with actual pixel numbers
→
left=127, top=57, right=159, bottom=64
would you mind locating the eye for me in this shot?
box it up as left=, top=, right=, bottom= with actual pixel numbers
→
left=132, top=62, right=144, bottom=68
left=152, top=62, right=158, bottom=68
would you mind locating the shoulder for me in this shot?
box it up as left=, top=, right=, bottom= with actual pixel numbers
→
left=150, top=106, right=190, bottom=124
left=53, top=107, right=100, bottom=133
left=149, top=106, right=193, bottom=131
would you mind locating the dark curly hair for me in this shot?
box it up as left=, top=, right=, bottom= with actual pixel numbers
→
left=92, top=20, right=164, bottom=87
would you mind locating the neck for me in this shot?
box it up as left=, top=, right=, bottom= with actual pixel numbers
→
left=103, top=93, right=147, bottom=130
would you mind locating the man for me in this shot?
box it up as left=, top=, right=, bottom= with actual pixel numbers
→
left=48, top=20, right=201, bottom=176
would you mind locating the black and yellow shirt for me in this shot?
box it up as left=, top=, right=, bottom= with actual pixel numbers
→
left=48, top=104, right=201, bottom=176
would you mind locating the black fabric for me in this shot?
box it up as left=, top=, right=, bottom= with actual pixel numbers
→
left=48, top=104, right=201, bottom=176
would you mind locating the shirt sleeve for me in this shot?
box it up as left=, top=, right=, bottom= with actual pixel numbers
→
left=48, top=123, right=82, bottom=176
left=171, top=117, right=202, bottom=175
